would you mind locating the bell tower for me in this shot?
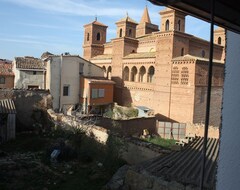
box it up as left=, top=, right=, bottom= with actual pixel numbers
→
left=136, top=6, right=159, bottom=37
left=160, top=8, right=186, bottom=32
left=115, top=13, right=138, bottom=38
left=83, top=18, right=108, bottom=60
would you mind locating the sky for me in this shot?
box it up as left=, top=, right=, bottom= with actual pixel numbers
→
left=0, top=0, right=212, bottom=60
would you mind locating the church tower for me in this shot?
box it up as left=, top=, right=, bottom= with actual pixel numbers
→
left=83, top=18, right=108, bottom=60
left=160, top=8, right=186, bottom=32
left=214, top=27, right=226, bottom=46
left=115, top=14, right=138, bottom=38
left=136, top=6, right=159, bottom=37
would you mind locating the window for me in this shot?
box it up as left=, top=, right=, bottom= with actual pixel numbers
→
left=177, top=20, right=181, bottom=31
left=87, top=33, right=90, bottom=41
left=218, top=37, right=222, bottom=45
left=129, top=29, right=132, bottom=36
left=97, top=32, right=101, bottom=41
left=172, top=66, right=179, bottom=84
left=119, top=28, right=123, bottom=37
left=165, top=20, right=170, bottom=31
left=63, top=85, right=69, bottom=96
left=92, top=89, right=98, bottom=98
left=0, top=77, right=5, bottom=84
left=181, top=48, right=184, bottom=56
left=202, top=50, right=205, bottom=57
left=92, top=89, right=105, bottom=98
left=33, top=71, right=37, bottom=75
left=181, top=67, right=189, bottom=85
left=99, top=89, right=105, bottom=98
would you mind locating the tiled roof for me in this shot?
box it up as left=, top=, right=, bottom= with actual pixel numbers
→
left=116, top=16, right=138, bottom=24
left=91, top=54, right=112, bottom=60
left=172, top=54, right=224, bottom=64
left=0, top=99, right=16, bottom=114
left=0, top=61, right=14, bottom=76
left=124, top=52, right=156, bottom=59
left=135, top=136, right=219, bottom=189
left=15, top=57, right=45, bottom=69
left=85, top=77, right=115, bottom=84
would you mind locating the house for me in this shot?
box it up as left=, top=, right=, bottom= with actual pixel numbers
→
left=0, top=59, right=14, bottom=89
left=80, top=76, right=115, bottom=114
left=45, top=54, right=105, bottom=112
left=148, top=0, right=239, bottom=189
left=82, top=7, right=225, bottom=126
left=12, top=56, right=46, bottom=89
left=0, top=99, right=16, bottom=143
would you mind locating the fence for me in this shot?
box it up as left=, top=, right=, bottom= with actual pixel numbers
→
left=157, top=121, right=186, bottom=140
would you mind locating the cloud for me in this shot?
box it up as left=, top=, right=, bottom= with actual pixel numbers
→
left=4, top=0, right=143, bottom=17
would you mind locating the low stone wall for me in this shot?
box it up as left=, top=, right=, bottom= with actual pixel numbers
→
left=47, top=109, right=170, bottom=165
left=186, top=123, right=219, bottom=139
left=97, top=117, right=157, bottom=137
left=0, top=89, right=52, bottom=130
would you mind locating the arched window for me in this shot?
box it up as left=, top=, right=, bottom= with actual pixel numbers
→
left=123, top=66, right=130, bottom=81
left=181, top=67, right=189, bottom=85
left=171, top=66, right=179, bottom=84
left=148, top=66, right=155, bottom=83
left=131, top=66, right=137, bottom=82
left=218, top=37, right=222, bottom=45
left=165, top=20, right=170, bottom=31
left=102, top=66, right=107, bottom=78
left=202, top=50, right=205, bottom=57
left=119, top=28, right=123, bottom=37
left=87, top=33, right=90, bottom=41
left=177, top=20, right=181, bottom=31
left=181, top=48, right=184, bottom=56
left=97, top=32, right=101, bottom=41
left=139, top=66, right=146, bottom=82
left=107, top=66, right=112, bottom=79
left=129, top=29, right=132, bottom=36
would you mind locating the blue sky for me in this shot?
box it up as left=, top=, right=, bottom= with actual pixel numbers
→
left=0, top=0, right=211, bottom=60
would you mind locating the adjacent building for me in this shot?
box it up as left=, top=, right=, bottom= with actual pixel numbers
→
left=80, top=76, right=115, bottom=114
left=82, top=7, right=225, bottom=126
left=0, top=59, right=14, bottom=89
left=12, top=56, right=46, bottom=89
left=45, top=54, right=106, bottom=111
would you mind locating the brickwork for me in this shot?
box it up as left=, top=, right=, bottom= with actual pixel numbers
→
left=82, top=7, right=225, bottom=126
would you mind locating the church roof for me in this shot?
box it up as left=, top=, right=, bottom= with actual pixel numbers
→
left=172, top=54, right=224, bottom=64
left=116, top=15, right=138, bottom=25
left=84, top=20, right=107, bottom=27
left=91, top=54, right=112, bottom=60
left=140, top=6, right=151, bottom=23
left=124, top=52, right=156, bottom=59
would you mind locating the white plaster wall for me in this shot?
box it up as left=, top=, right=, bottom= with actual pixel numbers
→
left=81, top=58, right=104, bottom=77
left=47, top=57, right=61, bottom=110
left=60, top=56, right=81, bottom=107
left=216, top=31, right=240, bottom=189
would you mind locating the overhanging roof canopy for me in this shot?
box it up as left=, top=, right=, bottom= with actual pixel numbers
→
left=148, top=0, right=240, bottom=34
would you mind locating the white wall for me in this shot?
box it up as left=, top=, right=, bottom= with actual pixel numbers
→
left=216, top=31, right=240, bottom=189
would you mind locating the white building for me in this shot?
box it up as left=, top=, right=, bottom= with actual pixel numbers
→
left=45, top=54, right=104, bottom=111
left=12, top=56, right=46, bottom=89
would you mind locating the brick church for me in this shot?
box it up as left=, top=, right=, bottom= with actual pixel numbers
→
left=82, top=7, right=225, bottom=126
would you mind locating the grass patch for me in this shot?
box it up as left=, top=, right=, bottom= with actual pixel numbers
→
left=144, top=137, right=176, bottom=149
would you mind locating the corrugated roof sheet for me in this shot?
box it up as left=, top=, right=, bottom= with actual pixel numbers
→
left=136, top=136, right=219, bottom=189
left=0, top=99, right=16, bottom=114
left=124, top=52, right=156, bottom=59
left=15, top=57, right=45, bottom=69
